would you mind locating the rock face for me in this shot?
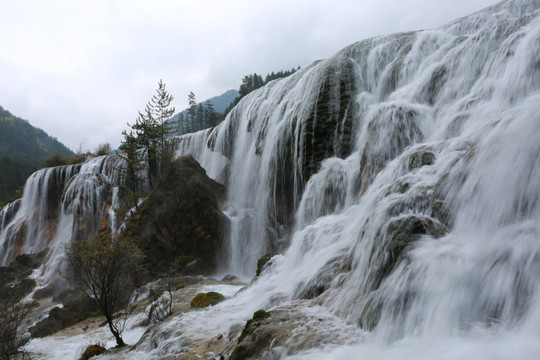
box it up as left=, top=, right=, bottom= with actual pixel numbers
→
left=124, top=156, right=228, bottom=275
left=0, top=252, right=44, bottom=302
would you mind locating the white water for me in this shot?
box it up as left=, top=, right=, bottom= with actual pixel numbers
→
left=1, top=0, right=540, bottom=358
left=162, top=0, right=540, bottom=357
left=0, top=155, right=127, bottom=290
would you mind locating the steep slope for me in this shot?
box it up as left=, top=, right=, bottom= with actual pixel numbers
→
left=0, top=106, right=73, bottom=205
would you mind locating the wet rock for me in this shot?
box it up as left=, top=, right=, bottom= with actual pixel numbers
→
left=407, top=148, right=436, bottom=171
left=228, top=306, right=357, bottom=359
left=368, top=214, right=448, bottom=290
left=124, top=156, right=228, bottom=276
left=79, top=344, right=106, bottom=360
left=221, top=274, right=238, bottom=282
left=255, top=254, right=274, bottom=277
left=0, top=252, right=44, bottom=302
left=295, top=255, right=350, bottom=299
left=190, top=291, right=226, bottom=308
left=357, top=103, right=425, bottom=194
left=29, top=295, right=100, bottom=338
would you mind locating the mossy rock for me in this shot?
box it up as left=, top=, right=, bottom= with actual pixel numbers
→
left=236, top=310, right=270, bottom=343
left=229, top=309, right=310, bottom=360
left=123, top=156, right=229, bottom=276
left=255, top=254, right=273, bottom=277
left=79, top=344, right=106, bottom=360
left=190, top=291, right=226, bottom=308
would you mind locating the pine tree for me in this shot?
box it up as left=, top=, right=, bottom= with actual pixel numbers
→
left=204, top=101, right=217, bottom=128
left=119, top=129, right=144, bottom=208
left=127, top=80, right=175, bottom=190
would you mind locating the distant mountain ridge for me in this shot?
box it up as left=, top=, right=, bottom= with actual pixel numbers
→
left=205, top=89, right=239, bottom=113
left=168, top=89, right=238, bottom=129
left=0, top=106, right=73, bottom=205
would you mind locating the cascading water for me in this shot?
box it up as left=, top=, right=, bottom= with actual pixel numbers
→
left=0, top=155, right=127, bottom=290
left=3, top=0, right=539, bottom=357
left=152, top=0, right=540, bottom=358
left=0, top=164, right=79, bottom=266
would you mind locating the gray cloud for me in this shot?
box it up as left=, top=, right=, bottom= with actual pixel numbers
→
left=0, top=0, right=499, bottom=150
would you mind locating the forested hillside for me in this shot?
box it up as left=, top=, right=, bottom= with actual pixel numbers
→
left=0, top=106, right=73, bottom=205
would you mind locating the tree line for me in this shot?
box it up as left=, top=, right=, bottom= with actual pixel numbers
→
left=172, top=66, right=300, bottom=136
left=223, top=67, right=299, bottom=115
left=174, top=92, right=219, bottom=136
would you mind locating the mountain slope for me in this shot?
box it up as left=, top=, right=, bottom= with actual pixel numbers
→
left=168, top=89, right=238, bottom=127
left=0, top=106, right=73, bottom=205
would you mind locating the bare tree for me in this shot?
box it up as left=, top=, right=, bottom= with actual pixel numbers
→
left=146, top=262, right=180, bottom=324
left=67, top=232, right=141, bottom=347
left=0, top=297, right=32, bottom=360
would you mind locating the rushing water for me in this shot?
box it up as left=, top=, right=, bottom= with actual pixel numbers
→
left=167, top=0, right=540, bottom=357
left=0, top=155, right=127, bottom=290
left=5, top=0, right=540, bottom=357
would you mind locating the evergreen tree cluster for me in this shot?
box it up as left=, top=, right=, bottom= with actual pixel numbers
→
left=170, top=67, right=299, bottom=137
left=119, top=80, right=176, bottom=205
left=175, top=92, right=218, bottom=136
left=224, top=67, right=299, bottom=115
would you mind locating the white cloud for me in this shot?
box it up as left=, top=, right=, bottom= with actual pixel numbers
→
left=0, top=0, right=500, bottom=150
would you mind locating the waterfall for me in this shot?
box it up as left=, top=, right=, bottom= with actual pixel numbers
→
left=0, top=165, right=79, bottom=266
left=2, top=0, right=540, bottom=357
left=0, top=155, right=127, bottom=290
left=161, top=0, right=540, bottom=357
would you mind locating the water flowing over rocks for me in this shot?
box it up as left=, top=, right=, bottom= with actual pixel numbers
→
left=3, top=0, right=540, bottom=358
left=123, top=156, right=228, bottom=275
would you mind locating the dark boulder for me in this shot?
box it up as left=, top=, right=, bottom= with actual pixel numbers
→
left=124, top=156, right=228, bottom=276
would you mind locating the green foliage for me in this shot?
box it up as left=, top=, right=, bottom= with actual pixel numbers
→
left=118, top=129, right=145, bottom=208
left=0, top=106, right=73, bottom=205
left=43, top=152, right=68, bottom=167
left=95, top=143, right=112, bottom=156
left=124, top=79, right=176, bottom=190
left=175, top=95, right=218, bottom=135
left=224, top=67, right=299, bottom=115
left=0, top=157, right=34, bottom=206
left=190, top=291, right=226, bottom=308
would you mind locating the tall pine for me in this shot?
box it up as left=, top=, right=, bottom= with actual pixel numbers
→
left=126, top=79, right=175, bottom=190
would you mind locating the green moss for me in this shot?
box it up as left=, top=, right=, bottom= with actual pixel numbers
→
left=237, top=309, right=270, bottom=343
left=190, top=291, right=226, bottom=308
left=79, top=344, right=106, bottom=360
left=231, top=309, right=271, bottom=360
left=252, top=309, right=270, bottom=321
left=255, top=254, right=273, bottom=277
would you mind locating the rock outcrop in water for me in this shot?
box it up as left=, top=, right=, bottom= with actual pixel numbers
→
left=3, top=0, right=540, bottom=358
left=123, top=156, right=228, bottom=275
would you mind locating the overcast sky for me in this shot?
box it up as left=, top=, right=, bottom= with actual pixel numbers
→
left=0, top=0, right=500, bottom=151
